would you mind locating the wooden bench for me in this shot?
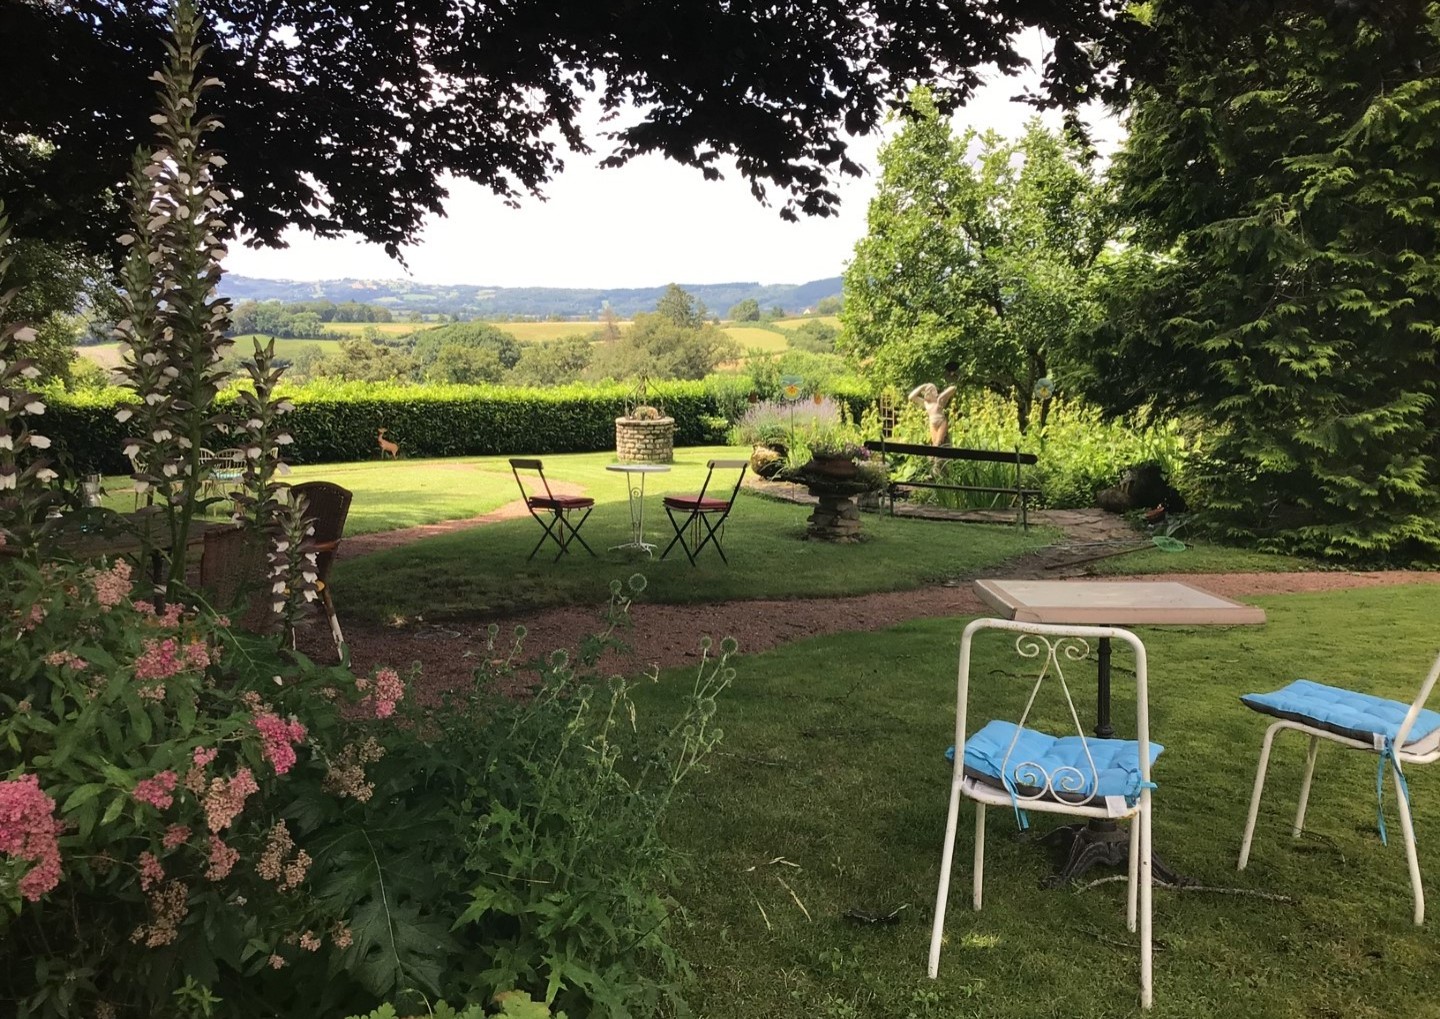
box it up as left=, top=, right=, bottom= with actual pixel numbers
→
left=863, top=439, right=1041, bottom=529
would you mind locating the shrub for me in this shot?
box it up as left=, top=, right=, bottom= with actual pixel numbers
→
left=42, top=380, right=730, bottom=472
left=863, top=390, right=1196, bottom=510
left=1, top=560, right=734, bottom=1019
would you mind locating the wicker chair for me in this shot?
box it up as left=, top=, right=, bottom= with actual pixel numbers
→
left=289, top=481, right=353, bottom=648
left=199, top=525, right=277, bottom=635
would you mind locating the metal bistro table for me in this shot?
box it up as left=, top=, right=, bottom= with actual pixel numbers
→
left=605, top=463, right=671, bottom=556
left=972, top=578, right=1266, bottom=883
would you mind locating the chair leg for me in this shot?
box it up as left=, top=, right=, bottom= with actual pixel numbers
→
left=659, top=507, right=693, bottom=562
left=1395, top=779, right=1425, bottom=925
left=1140, top=800, right=1153, bottom=1010
left=1239, top=721, right=1285, bottom=870
left=927, top=771, right=967, bottom=979
left=322, top=586, right=343, bottom=648
left=972, top=803, right=986, bottom=911
left=1127, top=814, right=1140, bottom=933
left=1293, top=734, right=1320, bottom=837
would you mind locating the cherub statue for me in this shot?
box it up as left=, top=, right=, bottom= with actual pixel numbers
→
left=908, top=382, right=957, bottom=446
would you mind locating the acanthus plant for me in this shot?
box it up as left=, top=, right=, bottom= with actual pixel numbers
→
left=112, top=0, right=237, bottom=595
left=0, top=200, right=61, bottom=550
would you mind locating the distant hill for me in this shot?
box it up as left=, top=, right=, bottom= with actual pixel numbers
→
left=218, top=275, right=843, bottom=319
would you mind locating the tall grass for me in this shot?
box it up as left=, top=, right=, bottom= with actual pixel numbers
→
left=862, top=391, right=1196, bottom=510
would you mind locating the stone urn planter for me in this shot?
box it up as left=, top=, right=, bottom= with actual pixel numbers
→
left=615, top=407, right=675, bottom=464
left=805, top=453, right=860, bottom=479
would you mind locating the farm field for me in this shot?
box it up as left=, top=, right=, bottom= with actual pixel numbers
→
left=72, top=315, right=833, bottom=370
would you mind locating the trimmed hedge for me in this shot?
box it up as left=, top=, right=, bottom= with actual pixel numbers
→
left=44, top=379, right=876, bottom=473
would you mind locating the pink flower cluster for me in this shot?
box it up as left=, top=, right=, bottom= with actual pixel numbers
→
left=132, top=600, right=185, bottom=627
left=90, top=559, right=133, bottom=609
left=205, top=834, right=239, bottom=881
left=133, top=771, right=178, bottom=810
left=367, top=668, right=405, bottom=720
left=0, top=774, right=62, bottom=901
left=138, top=850, right=165, bottom=892
left=162, top=824, right=190, bottom=850
left=43, top=650, right=88, bottom=671
left=254, top=712, right=307, bottom=775
left=203, top=768, right=258, bottom=832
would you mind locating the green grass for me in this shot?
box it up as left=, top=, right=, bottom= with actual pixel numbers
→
left=1086, top=539, right=1325, bottom=576
left=331, top=447, right=1056, bottom=620
left=94, top=457, right=518, bottom=537
left=633, top=583, right=1440, bottom=1018
left=725, top=325, right=791, bottom=352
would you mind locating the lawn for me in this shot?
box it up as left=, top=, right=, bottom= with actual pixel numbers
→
left=638, top=583, right=1440, bottom=1018
left=329, top=447, right=1058, bottom=620
left=93, top=457, right=517, bottom=536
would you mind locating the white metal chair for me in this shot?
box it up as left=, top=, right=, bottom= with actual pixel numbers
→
left=1237, top=650, right=1440, bottom=924
left=198, top=447, right=245, bottom=513
left=929, top=618, right=1159, bottom=1010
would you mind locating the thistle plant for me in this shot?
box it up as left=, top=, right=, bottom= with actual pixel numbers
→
left=112, top=0, right=234, bottom=593
left=0, top=201, right=61, bottom=550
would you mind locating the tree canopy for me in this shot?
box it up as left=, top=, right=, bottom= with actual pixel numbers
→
left=0, top=0, right=1155, bottom=259
left=841, top=93, right=1105, bottom=431
left=1096, top=1, right=1440, bottom=558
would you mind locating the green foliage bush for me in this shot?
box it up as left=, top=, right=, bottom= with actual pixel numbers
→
left=2, top=558, right=733, bottom=1018
left=865, top=390, right=1194, bottom=510
left=44, top=380, right=740, bottom=471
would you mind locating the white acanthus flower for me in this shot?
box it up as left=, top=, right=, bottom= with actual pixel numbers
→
left=162, top=463, right=179, bottom=477
left=115, top=408, right=134, bottom=423
left=0, top=473, right=15, bottom=490
left=276, top=401, right=295, bottom=414
left=152, top=429, right=172, bottom=441
left=0, top=396, right=7, bottom=411
left=0, top=435, right=10, bottom=450
left=134, top=480, right=150, bottom=494
left=20, top=366, right=40, bottom=380
left=13, top=327, right=36, bottom=343
left=244, top=446, right=261, bottom=459
left=245, top=418, right=262, bottom=430
left=23, top=400, right=44, bottom=415
left=142, top=352, right=163, bottom=366
left=123, top=443, right=140, bottom=457
left=272, top=581, right=287, bottom=595
left=35, top=468, right=58, bottom=483
left=276, top=463, right=292, bottom=476
left=145, top=393, right=165, bottom=405
left=274, top=434, right=293, bottom=445
left=26, top=434, right=51, bottom=449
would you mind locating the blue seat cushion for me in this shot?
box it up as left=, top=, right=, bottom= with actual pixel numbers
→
left=947, top=720, right=1162, bottom=804
left=1241, top=680, right=1440, bottom=748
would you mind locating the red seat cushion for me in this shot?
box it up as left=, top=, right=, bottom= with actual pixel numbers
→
left=664, top=495, right=729, bottom=511
left=530, top=496, right=594, bottom=509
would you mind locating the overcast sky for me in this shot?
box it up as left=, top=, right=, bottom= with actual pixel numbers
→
left=223, top=31, right=1120, bottom=290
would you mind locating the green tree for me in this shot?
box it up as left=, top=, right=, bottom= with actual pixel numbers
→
left=841, top=92, right=1106, bottom=431
left=1101, top=3, right=1440, bottom=559
left=786, top=319, right=839, bottom=353
left=590, top=286, right=738, bottom=380
left=312, top=339, right=418, bottom=383
left=426, top=343, right=506, bottom=384
left=814, top=295, right=843, bottom=315
left=727, top=298, right=761, bottom=322
left=509, top=336, right=595, bottom=386
left=411, top=321, right=522, bottom=376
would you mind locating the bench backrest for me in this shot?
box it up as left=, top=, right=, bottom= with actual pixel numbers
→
left=863, top=439, right=1037, bottom=465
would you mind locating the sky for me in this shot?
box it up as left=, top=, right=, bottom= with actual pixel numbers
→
left=223, top=31, right=1121, bottom=291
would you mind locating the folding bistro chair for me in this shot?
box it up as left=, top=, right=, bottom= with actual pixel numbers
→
left=509, top=458, right=596, bottom=561
left=930, top=618, right=1161, bottom=1009
left=659, top=459, right=748, bottom=565
left=1237, top=648, right=1440, bottom=924
left=289, top=481, right=353, bottom=649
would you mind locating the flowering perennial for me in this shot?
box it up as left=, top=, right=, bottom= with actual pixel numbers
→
left=0, top=774, right=62, bottom=901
